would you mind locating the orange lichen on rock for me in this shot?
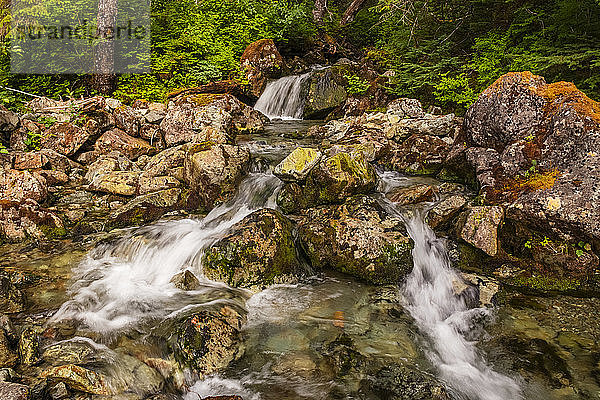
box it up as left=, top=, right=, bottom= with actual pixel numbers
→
left=490, top=169, right=560, bottom=202
left=536, top=81, right=600, bottom=123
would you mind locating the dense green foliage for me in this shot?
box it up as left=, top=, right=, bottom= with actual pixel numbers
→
left=0, top=0, right=598, bottom=111
left=366, top=0, right=600, bottom=111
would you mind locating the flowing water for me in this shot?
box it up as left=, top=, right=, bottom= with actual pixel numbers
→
left=50, top=172, right=282, bottom=333
left=378, top=173, right=523, bottom=400
left=254, top=72, right=311, bottom=120
left=11, top=115, right=593, bottom=399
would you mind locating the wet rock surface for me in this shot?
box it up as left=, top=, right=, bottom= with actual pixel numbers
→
left=298, top=196, right=414, bottom=285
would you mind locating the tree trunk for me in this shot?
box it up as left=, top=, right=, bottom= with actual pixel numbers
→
left=91, top=0, right=118, bottom=94
left=340, top=0, right=367, bottom=26
left=313, top=0, right=328, bottom=24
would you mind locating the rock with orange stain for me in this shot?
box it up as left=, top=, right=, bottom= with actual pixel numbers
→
left=448, top=71, right=600, bottom=285
left=333, top=311, right=345, bottom=328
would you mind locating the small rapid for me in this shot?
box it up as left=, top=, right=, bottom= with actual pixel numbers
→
left=50, top=172, right=282, bottom=333
left=379, top=172, right=522, bottom=400
left=254, top=72, right=311, bottom=120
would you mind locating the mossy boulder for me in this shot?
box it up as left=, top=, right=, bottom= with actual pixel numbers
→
left=273, top=147, right=322, bottom=182
left=109, top=188, right=187, bottom=228
left=277, top=150, right=377, bottom=214
left=202, top=209, right=302, bottom=289
left=298, top=196, right=414, bottom=285
left=303, top=66, right=348, bottom=120
left=240, top=39, right=285, bottom=97
left=172, top=306, right=245, bottom=377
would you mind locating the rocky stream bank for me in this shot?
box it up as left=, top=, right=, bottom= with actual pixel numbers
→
left=1, top=40, right=600, bottom=400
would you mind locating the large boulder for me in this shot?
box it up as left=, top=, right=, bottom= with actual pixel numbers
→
left=202, top=209, right=302, bottom=289
left=276, top=150, right=377, bottom=214
left=450, top=72, right=600, bottom=292
left=298, top=196, right=414, bottom=285
left=184, top=143, right=250, bottom=211
left=240, top=39, right=285, bottom=97
left=385, top=134, right=450, bottom=176
left=303, top=66, right=348, bottom=119
left=160, top=94, right=265, bottom=148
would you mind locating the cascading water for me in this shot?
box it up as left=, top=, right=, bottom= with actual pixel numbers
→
left=50, top=172, right=282, bottom=333
left=254, top=72, right=311, bottom=120
left=379, top=172, right=522, bottom=400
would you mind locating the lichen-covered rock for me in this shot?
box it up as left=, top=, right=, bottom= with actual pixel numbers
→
left=18, top=327, right=40, bottom=367
left=303, top=66, right=348, bottom=119
left=113, top=105, right=141, bottom=137
left=277, top=151, right=377, bottom=214
left=173, top=306, right=245, bottom=377
left=426, top=195, right=468, bottom=230
left=386, top=98, right=425, bottom=119
left=384, top=134, right=450, bottom=176
left=40, top=122, right=90, bottom=157
left=361, top=364, right=449, bottom=400
left=273, top=147, right=322, bottom=182
left=0, top=276, right=25, bottom=314
left=0, top=168, right=47, bottom=204
left=240, top=39, right=285, bottom=97
left=202, top=209, right=302, bottom=289
left=386, top=184, right=435, bottom=206
left=41, top=364, right=111, bottom=395
left=87, top=171, right=141, bottom=196
left=138, top=175, right=180, bottom=195
left=386, top=114, right=461, bottom=139
left=95, top=128, right=156, bottom=160
left=109, top=188, right=186, bottom=227
left=298, top=196, right=414, bottom=285
left=0, top=382, right=29, bottom=400
left=184, top=143, right=250, bottom=211
left=457, top=206, right=504, bottom=257
left=0, top=199, right=65, bottom=242
left=160, top=94, right=264, bottom=147
left=450, top=72, right=600, bottom=287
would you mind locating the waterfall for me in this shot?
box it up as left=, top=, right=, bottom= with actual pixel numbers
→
left=254, top=72, right=311, bottom=120
left=403, top=212, right=522, bottom=400
left=50, top=172, right=282, bottom=333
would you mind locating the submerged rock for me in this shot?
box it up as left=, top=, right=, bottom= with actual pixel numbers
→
left=170, top=270, right=201, bottom=291
left=361, top=363, right=449, bottom=400
left=203, top=209, right=302, bottom=289
left=0, top=276, right=24, bottom=314
left=41, top=364, right=111, bottom=395
left=298, top=196, right=414, bottom=285
left=173, top=306, right=245, bottom=377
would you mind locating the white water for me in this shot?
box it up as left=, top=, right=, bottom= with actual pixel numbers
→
left=50, top=172, right=282, bottom=333
left=254, top=73, right=311, bottom=120
left=378, top=171, right=522, bottom=400
left=403, top=213, right=522, bottom=400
